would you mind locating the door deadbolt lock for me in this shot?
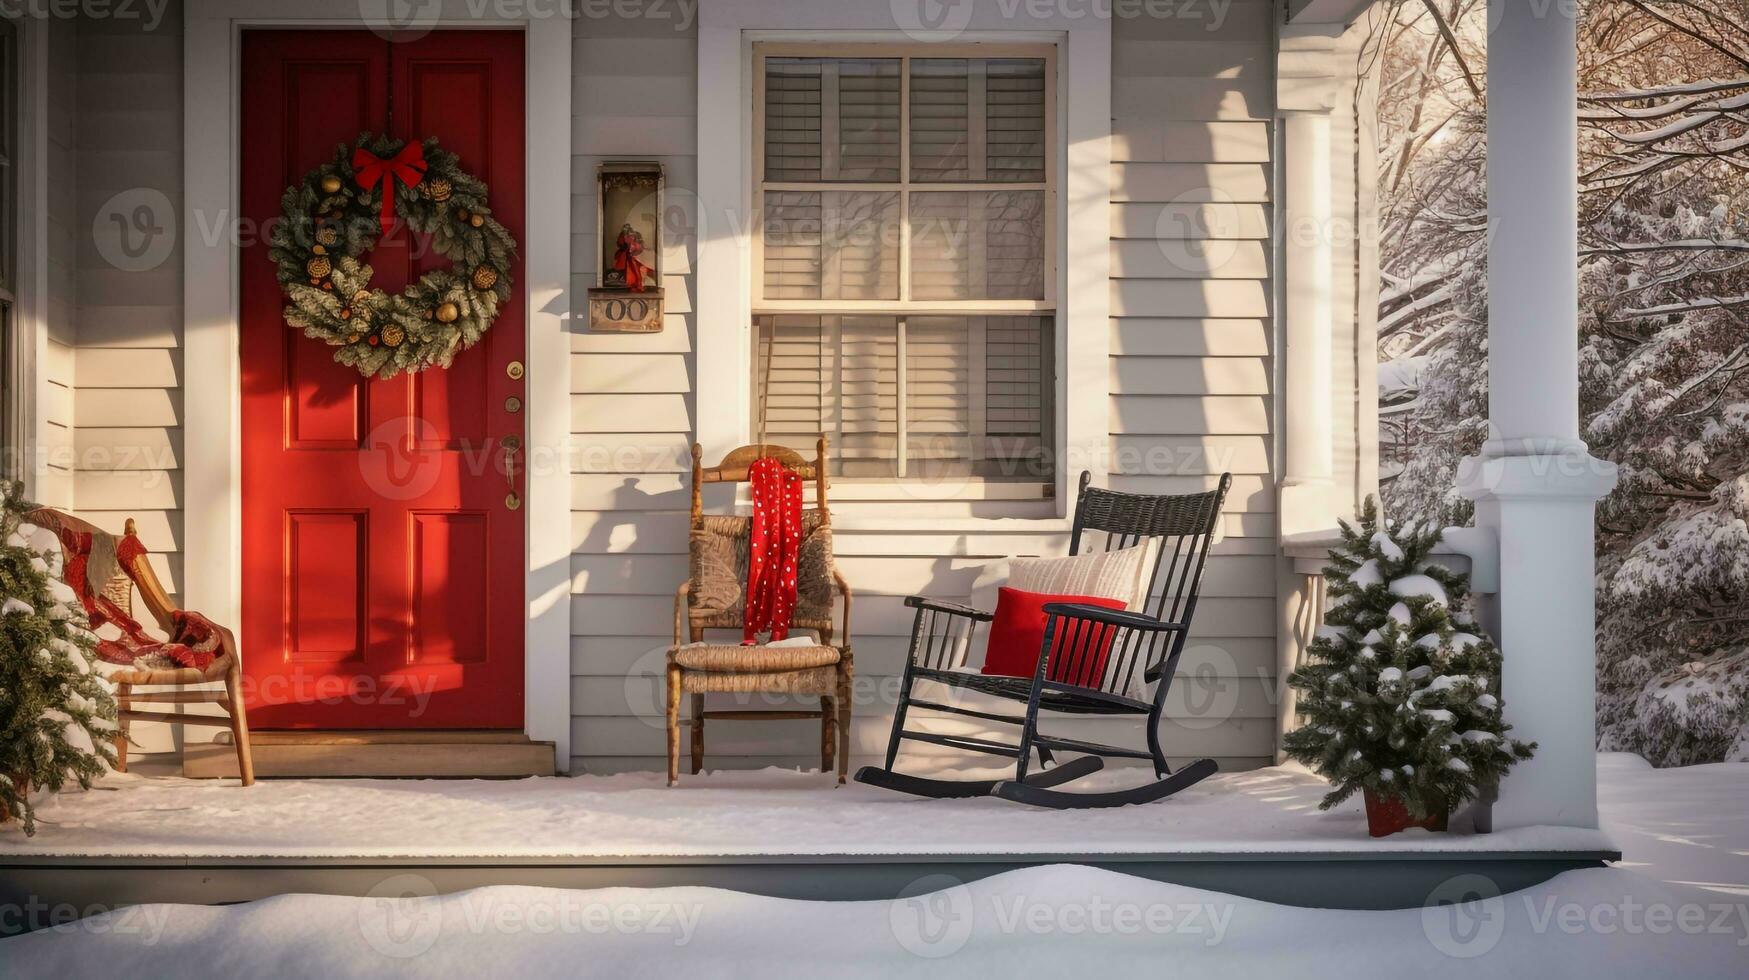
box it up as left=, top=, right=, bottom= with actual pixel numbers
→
left=506, top=360, right=525, bottom=380
left=504, top=396, right=522, bottom=413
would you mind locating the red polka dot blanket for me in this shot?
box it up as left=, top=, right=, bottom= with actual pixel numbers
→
left=741, top=456, right=805, bottom=644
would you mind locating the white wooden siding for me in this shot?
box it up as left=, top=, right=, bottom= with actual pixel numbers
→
left=39, top=19, right=79, bottom=510
left=1104, top=1, right=1278, bottom=770
left=566, top=1, right=1279, bottom=775
left=61, top=7, right=186, bottom=754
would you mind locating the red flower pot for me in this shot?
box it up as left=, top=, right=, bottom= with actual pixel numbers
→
left=1364, top=789, right=1448, bottom=837
left=0, top=773, right=27, bottom=827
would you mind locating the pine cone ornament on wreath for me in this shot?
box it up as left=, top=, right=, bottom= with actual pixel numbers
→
left=306, top=256, right=332, bottom=279
left=382, top=324, right=406, bottom=348
left=421, top=177, right=453, bottom=202
left=470, top=266, right=500, bottom=291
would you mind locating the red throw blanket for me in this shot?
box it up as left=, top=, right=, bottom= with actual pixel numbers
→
left=742, top=456, right=804, bottom=644
left=44, top=520, right=219, bottom=671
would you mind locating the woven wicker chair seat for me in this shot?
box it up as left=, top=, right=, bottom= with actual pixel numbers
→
left=679, top=664, right=839, bottom=696
left=670, top=642, right=841, bottom=672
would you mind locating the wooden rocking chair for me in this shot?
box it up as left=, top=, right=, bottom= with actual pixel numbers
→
left=28, top=509, right=255, bottom=786
left=855, top=472, right=1231, bottom=808
left=666, top=438, right=854, bottom=785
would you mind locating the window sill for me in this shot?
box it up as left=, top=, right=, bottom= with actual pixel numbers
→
left=827, top=480, right=1052, bottom=502
left=739, top=480, right=1068, bottom=532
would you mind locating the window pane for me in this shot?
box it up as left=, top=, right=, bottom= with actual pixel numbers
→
left=754, top=315, right=1053, bottom=481
left=764, top=58, right=900, bottom=182
left=763, top=58, right=822, bottom=181
left=982, top=316, right=1053, bottom=474
left=763, top=191, right=899, bottom=301
left=909, top=190, right=1046, bottom=301
left=985, top=59, right=1046, bottom=182
left=905, top=316, right=971, bottom=468
left=909, top=59, right=970, bottom=181
left=910, top=58, right=1047, bottom=183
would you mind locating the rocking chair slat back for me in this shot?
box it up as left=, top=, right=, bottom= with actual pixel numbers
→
left=1063, top=471, right=1232, bottom=698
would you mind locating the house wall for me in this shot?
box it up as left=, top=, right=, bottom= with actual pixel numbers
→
left=67, top=6, right=186, bottom=754
left=38, top=18, right=79, bottom=511
left=1105, top=0, right=1280, bottom=769
left=48, top=0, right=1304, bottom=774
left=566, top=1, right=1279, bottom=775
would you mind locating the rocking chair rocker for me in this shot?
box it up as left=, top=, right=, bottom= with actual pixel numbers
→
left=855, top=472, right=1231, bottom=809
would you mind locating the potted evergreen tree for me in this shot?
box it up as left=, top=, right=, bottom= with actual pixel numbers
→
left=0, top=480, right=118, bottom=835
left=1284, top=498, right=1535, bottom=837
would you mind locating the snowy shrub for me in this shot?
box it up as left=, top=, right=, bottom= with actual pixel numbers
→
left=0, top=481, right=118, bottom=835
left=1285, top=498, right=1534, bottom=818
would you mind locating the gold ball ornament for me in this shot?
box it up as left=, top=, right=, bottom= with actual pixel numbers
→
left=320, top=175, right=343, bottom=194
left=422, top=178, right=453, bottom=202
left=435, top=302, right=460, bottom=323
left=382, top=324, right=406, bottom=348
left=470, top=214, right=484, bottom=228
left=457, top=208, right=470, bottom=220
left=311, top=244, right=327, bottom=255
left=306, top=256, right=333, bottom=279
left=470, top=266, right=499, bottom=291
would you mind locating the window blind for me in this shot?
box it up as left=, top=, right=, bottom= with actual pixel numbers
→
left=755, top=315, right=1052, bottom=480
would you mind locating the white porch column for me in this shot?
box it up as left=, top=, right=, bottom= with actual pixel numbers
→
left=1277, top=32, right=1339, bottom=537
left=1458, top=0, right=1616, bottom=829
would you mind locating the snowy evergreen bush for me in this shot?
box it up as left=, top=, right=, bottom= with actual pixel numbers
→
left=0, top=481, right=118, bottom=835
left=1284, top=498, right=1534, bottom=819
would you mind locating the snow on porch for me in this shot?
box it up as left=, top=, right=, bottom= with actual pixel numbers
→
left=0, top=760, right=1613, bottom=860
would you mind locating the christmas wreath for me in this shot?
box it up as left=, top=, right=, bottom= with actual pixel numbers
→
left=268, top=133, right=517, bottom=378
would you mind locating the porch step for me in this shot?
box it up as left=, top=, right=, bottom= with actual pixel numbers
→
left=182, top=731, right=556, bottom=779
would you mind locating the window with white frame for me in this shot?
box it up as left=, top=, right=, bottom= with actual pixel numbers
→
left=751, top=44, right=1056, bottom=482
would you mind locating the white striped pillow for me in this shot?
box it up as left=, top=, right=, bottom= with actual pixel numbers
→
left=1006, top=543, right=1151, bottom=611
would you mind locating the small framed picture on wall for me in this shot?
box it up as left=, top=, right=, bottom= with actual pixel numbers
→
left=589, top=161, right=665, bottom=333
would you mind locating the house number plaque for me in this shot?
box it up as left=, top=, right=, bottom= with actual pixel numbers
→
left=588, top=160, right=666, bottom=333
left=588, top=292, right=664, bottom=332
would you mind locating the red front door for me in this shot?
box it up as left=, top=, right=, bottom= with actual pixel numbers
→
left=239, top=31, right=527, bottom=729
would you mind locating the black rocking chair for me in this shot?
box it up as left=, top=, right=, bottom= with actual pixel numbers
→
left=855, top=472, right=1232, bottom=809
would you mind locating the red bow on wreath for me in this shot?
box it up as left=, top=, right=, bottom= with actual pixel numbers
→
left=353, top=142, right=428, bottom=235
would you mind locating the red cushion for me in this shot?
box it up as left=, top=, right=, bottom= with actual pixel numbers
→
left=981, top=587, right=1127, bottom=686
